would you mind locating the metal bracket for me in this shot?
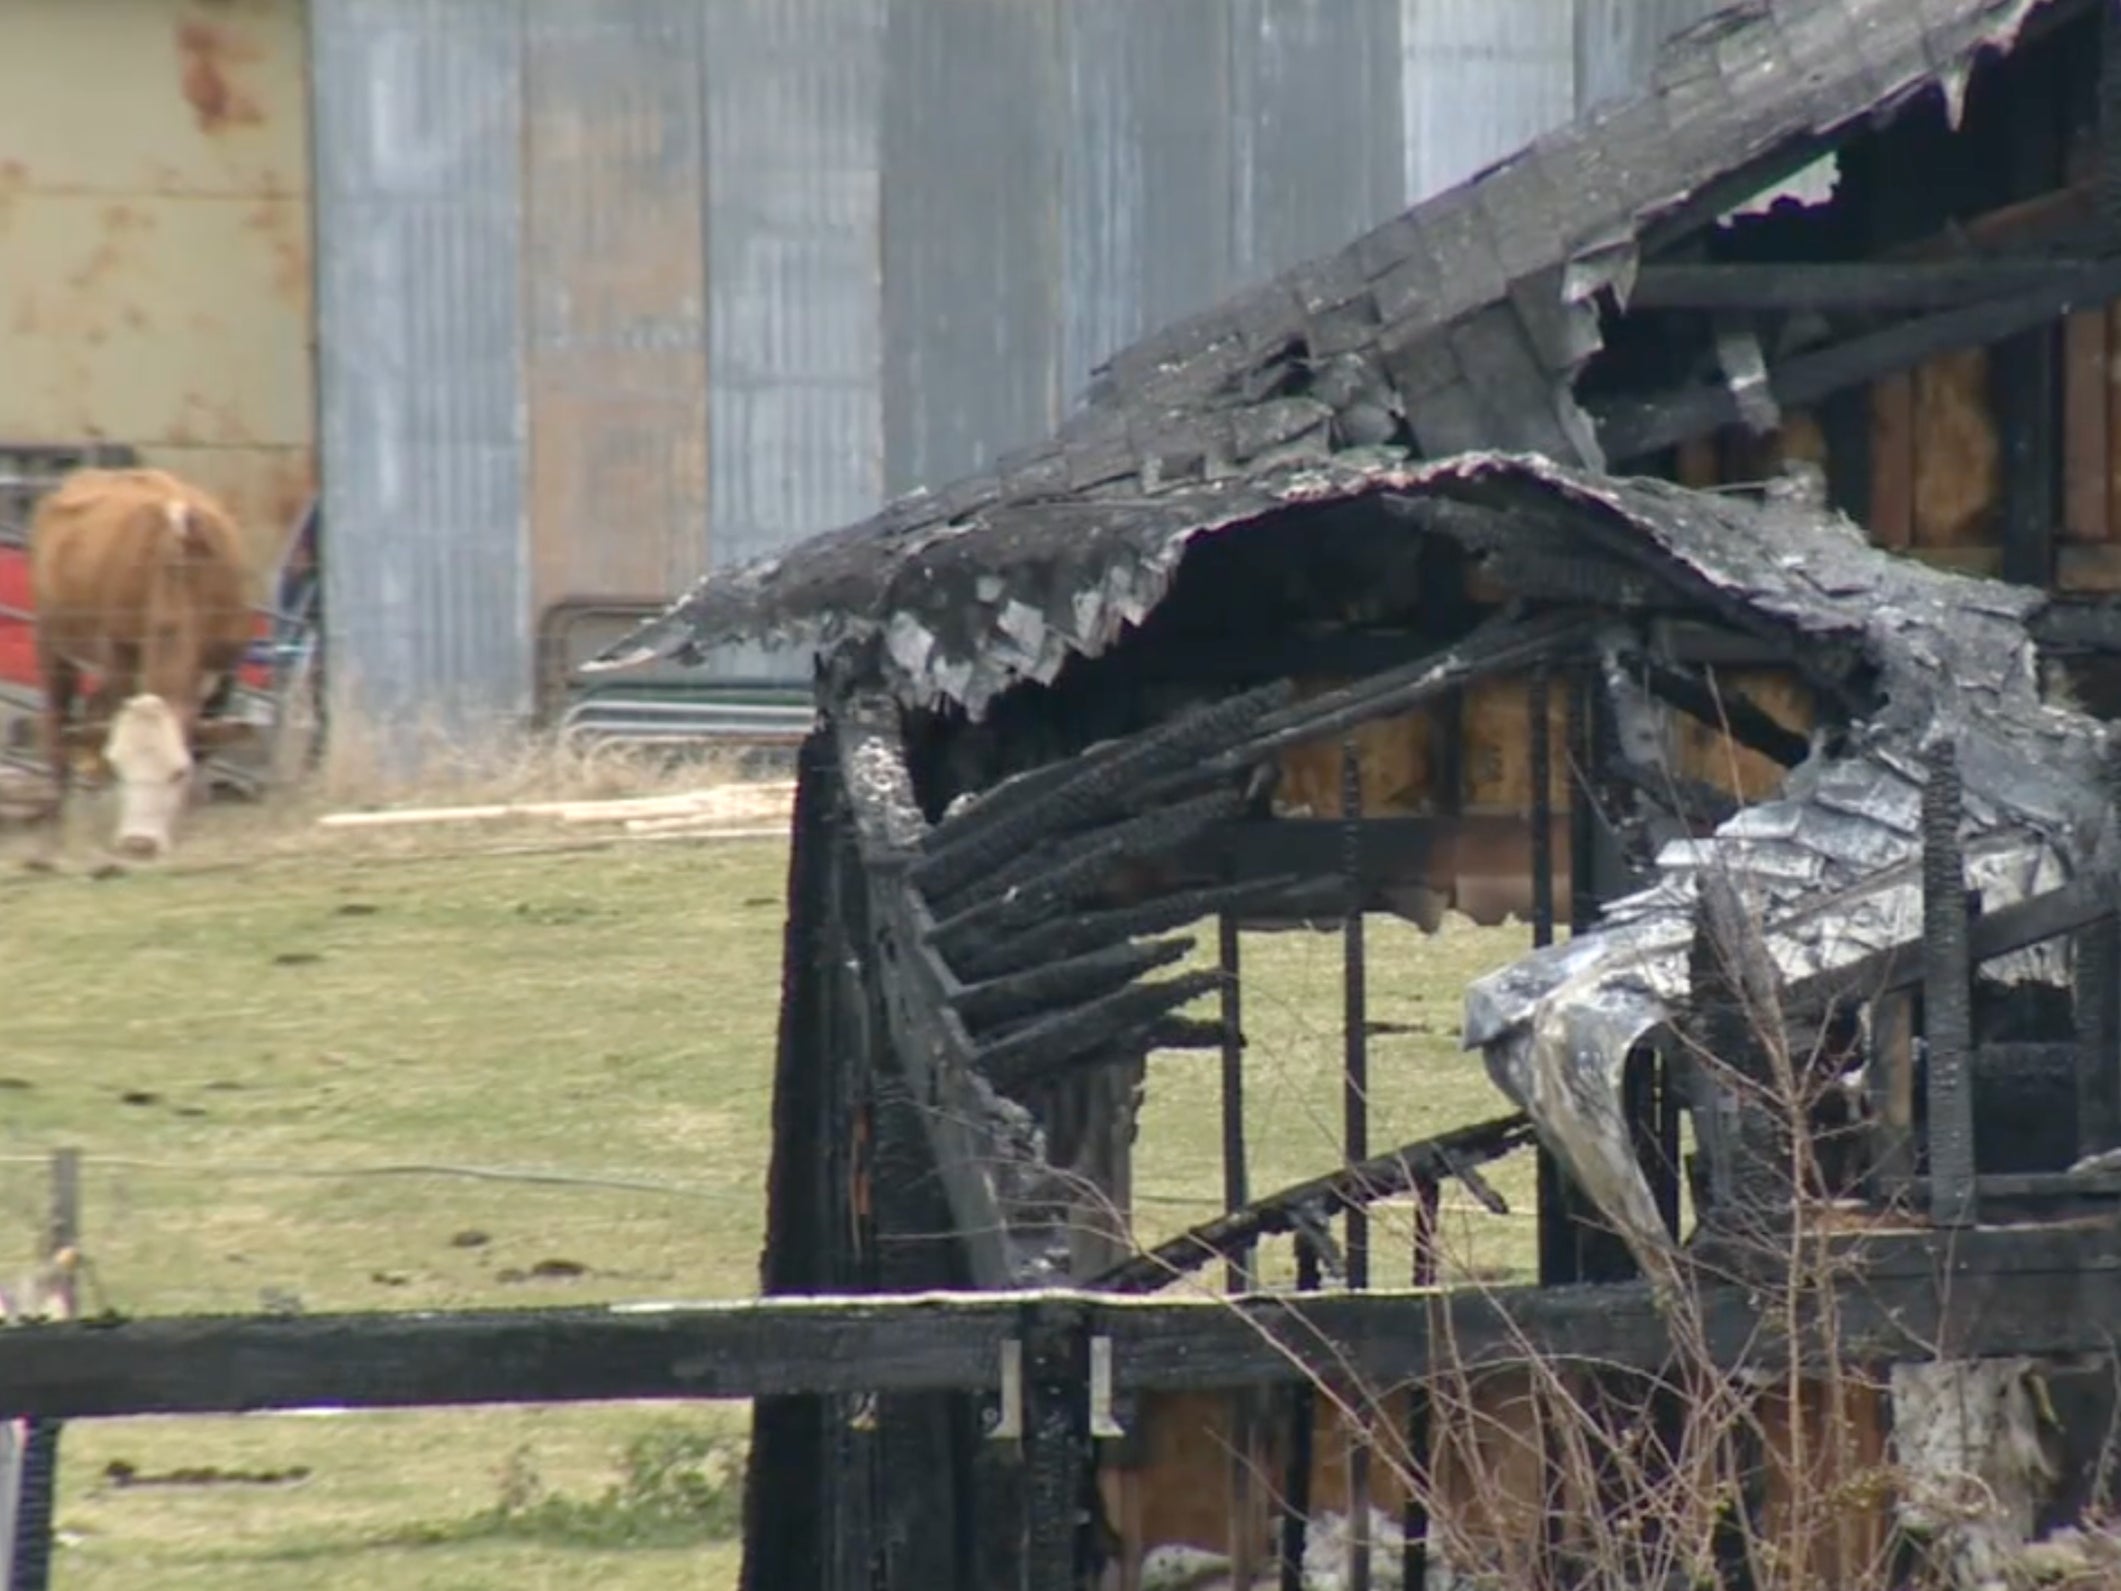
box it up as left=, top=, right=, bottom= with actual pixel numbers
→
left=986, top=1338, right=1024, bottom=1442
left=1087, top=1335, right=1125, bottom=1439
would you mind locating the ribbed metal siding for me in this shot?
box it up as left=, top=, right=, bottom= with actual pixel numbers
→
left=1058, top=0, right=1239, bottom=410
left=1402, top=0, right=1580, bottom=202
left=522, top=1, right=710, bottom=619
left=1231, top=0, right=1405, bottom=278
left=1575, top=0, right=1728, bottom=113
left=312, top=0, right=529, bottom=765
left=703, top=0, right=884, bottom=677
left=881, top=0, right=1065, bottom=497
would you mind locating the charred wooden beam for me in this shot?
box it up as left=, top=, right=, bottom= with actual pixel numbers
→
left=913, top=678, right=1296, bottom=900
left=2075, top=744, right=2121, bottom=1162
left=1144, top=1016, right=1228, bottom=1052
left=950, top=937, right=1196, bottom=1035
left=1091, top=1113, right=1535, bottom=1295
left=1021, top=1302, right=1090, bottom=1591
left=1617, top=651, right=1812, bottom=769
left=949, top=874, right=1300, bottom=985
left=16, top=1225, right=2121, bottom=1419
left=928, top=788, right=1245, bottom=967
left=1597, top=254, right=2121, bottom=463
left=1340, top=742, right=1371, bottom=1303
left=1923, top=742, right=1978, bottom=1228
left=1147, top=608, right=1603, bottom=802
left=834, top=700, right=1020, bottom=1288
left=977, top=972, right=1226, bottom=1095
left=1628, top=257, right=2118, bottom=313
left=1218, top=908, right=1251, bottom=1292
left=931, top=783, right=1247, bottom=918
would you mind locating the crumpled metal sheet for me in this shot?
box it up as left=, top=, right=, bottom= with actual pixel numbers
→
left=1447, top=463, right=2108, bottom=1273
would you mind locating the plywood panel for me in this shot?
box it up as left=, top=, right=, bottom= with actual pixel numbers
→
left=1274, top=695, right=1433, bottom=817
left=1869, top=375, right=1915, bottom=549
left=1911, top=348, right=1999, bottom=549
left=1756, top=1378, right=1893, bottom=1586
left=2064, top=304, right=2109, bottom=542
left=1110, top=1388, right=1422, bottom=1575
left=1462, top=676, right=1568, bottom=812
left=1672, top=668, right=1813, bottom=804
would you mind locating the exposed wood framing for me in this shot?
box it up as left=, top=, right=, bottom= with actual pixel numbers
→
left=1092, top=1114, right=1533, bottom=1295
left=1596, top=255, right=2121, bottom=464
left=1628, top=257, right=2121, bottom=313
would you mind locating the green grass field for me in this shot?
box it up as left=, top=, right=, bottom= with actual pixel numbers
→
left=0, top=791, right=1535, bottom=1588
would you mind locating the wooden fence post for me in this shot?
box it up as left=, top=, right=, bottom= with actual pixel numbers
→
left=8, top=1149, right=78, bottom=1591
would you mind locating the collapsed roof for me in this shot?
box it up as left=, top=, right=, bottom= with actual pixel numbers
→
left=588, top=0, right=2120, bottom=1272
left=593, top=0, right=2078, bottom=712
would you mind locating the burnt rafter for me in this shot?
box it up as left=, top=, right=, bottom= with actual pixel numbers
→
left=1140, top=606, right=1603, bottom=807
left=926, top=786, right=1247, bottom=966
left=949, top=936, right=1197, bottom=1035
left=1616, top=649, right=1814, bottom=769
left=1595, top=252, right=2121, bottom=463
left=1626, top=255, right=2118, bottom=313
left=1092, top=1113, right=1536, bottom=1296
left=912, top=676, right=1297, bottom=902
left=950, top=875, right=1300, bottom=985
left=976, top=970, right=1227, bottom=1095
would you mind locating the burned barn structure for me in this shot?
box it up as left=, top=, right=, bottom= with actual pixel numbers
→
left=595, top=0, right=2121, bottom=1585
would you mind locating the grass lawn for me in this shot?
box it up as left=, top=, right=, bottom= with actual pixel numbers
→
left=0, top=789, right=1535, bottom=1588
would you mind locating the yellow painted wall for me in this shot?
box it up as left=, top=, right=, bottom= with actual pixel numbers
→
left=0, top=0, right=313, bottom=570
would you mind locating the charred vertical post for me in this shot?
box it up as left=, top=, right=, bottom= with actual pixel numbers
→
left=1217, top=897, right=1260, bottom=1590
left=1530, top=666, right=1555, bottom=950
left=1923, top=741, right=1977, bottom=1228
left=1022, top=1304, right=1089, bottom=1591
left=2074, top=741, right=2121, bottom=1161
left=1340, top=739, right=1372, bottom=1591
left=1279, top=1241, right=1320, bottom=1591
left=1342, top=740, right=1370, bottom=1286
left=1529, top=663, right=1575, bottom=1284
left=1219, top=906, right=1251, bottom=1291
left=1567, top=668, right=1599, bottom=934
left=9, top=1149, right=77, bottom=1591
left=1402, top=1178, right=1440, bottom=1591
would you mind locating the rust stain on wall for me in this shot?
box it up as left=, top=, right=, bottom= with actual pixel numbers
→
left=175, top=18, right=265, bottom=134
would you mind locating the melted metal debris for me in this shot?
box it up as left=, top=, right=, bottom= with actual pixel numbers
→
left=1448, top=461, right=2113, bottom=1275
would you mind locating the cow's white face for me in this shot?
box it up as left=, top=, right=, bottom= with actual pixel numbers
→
left=102, top=695, right=193, bottom=859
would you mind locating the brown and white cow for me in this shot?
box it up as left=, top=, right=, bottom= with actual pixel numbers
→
left=29, top=467, right=256, bottom=858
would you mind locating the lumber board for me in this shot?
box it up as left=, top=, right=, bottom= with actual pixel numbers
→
left=1869, top=373, right=1916, bottom=549
left=2066, top=302, right=2109, bottom=540
left=1628, top=257, right=2121, bottom=312
left=1598, top=254, right=2121, bottom=463
left=6, top=1227, right=2121, bottom=1419
left=1913, top=348, right=2001, bottom=551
